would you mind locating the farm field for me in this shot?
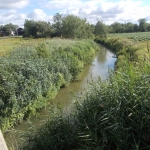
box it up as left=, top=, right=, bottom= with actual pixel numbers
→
left=109, top=32, right=150, bottom=42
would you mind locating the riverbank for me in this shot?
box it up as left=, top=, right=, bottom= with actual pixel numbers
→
left=22, top=37, right=150, bottom=150
left=0, top=39, right=99, bottom=132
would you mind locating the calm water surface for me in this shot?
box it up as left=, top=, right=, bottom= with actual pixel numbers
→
left=5, top=45, right=117, bottom=148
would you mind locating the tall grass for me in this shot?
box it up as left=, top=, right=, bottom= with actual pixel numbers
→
left=21, top=37, right=150, bottom=150
left=22, top=54, right=150, bottom=150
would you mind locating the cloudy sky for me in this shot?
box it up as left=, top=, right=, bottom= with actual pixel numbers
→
left=0, top=0, right=150, bottom=27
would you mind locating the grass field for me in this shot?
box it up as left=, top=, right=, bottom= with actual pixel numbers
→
left=0, top=37, right=48, bottom=56
left=109, top=32, right=150, bottom=42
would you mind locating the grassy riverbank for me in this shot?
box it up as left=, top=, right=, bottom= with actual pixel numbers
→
left=22, top=35, right=150, bottom=150
left=0, top=39, right=99, bottom=132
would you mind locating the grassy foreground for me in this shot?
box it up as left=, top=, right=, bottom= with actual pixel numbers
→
left=0, top=38, right=99, bottom=132
left=21, top=36, right=150, bottom=150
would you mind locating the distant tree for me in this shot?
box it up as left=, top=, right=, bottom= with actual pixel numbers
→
left=1, top=25, right=11, bottom=36
left=6, top=23, right=19, bottom=33
left=138, top=18, right=147, bottom=32
left=133, top=24, right=139, bottom=32
left=146, top=23, right=150, bottom=31
left=52, top=13, right=62, bottom=37
left=111, top=22, right=124, bottom=33
left=24, top=20, right=51, bottom=38
left=34, top=21, right=51, bottom=38
left=24, top=20, right=36, bottom=37
left=94, top=20, right=107, bottom=38
left=17, top=28, right=24, bottom=36
left=125, top=22, right=134, bottom=32
left=61, top=15, right=93, bottom=39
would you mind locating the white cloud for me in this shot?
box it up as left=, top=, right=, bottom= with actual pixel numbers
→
left=27, top=9, right=52, bottom=22
left=0, top=10, right=27, bottom=26
left=0, top=0, right=150, bottom=26
left=0, top=0, right=29, bottom=9
left=45, top=0, right=150, bottom=24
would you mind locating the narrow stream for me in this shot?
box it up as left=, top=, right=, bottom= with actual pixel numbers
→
left=4, top=45, right=117, bottom=149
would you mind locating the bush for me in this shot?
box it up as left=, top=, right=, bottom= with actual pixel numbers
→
left=0, top=39, right=99, bottom=132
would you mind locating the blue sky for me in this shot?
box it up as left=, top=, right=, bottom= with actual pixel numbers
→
left=0, top=0, right=150, bottom=27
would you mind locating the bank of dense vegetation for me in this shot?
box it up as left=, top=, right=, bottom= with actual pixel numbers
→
left=22, top=35, right=150, bottom=150
left=0, top=39, right=99, bottom=132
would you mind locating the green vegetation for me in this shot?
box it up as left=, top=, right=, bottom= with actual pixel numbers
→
left=21, top=34, right=150, bottom=150
left=22, top=58, right=150, bottom=150
left=0, top=39, right=99, bottom=132
left=23, top=14, right=94, bottom=39
left=0, top=37, right=47, bottom=56
left=109, top=32, right=150, bottom=42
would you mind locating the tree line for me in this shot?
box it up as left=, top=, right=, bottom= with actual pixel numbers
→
left=0, top=14, right=149, bottom=38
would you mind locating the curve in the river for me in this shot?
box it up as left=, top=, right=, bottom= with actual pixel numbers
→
left=4, top=44, right=117, bottom=148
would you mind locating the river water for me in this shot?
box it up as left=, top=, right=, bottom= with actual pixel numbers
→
left=4, top=45, right=116, bottom=149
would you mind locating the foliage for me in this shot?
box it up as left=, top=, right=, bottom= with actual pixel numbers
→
left=0, top=23, right=19, bottom=36
left=60, top=15, right=94, bottom=39
left=138, top=18, right=147, bottom=32
left=0, top=39, right=99, bottom=132
left=22, top=36, right=150, bottom=150
left=24, top=20, right=51, bottom=38
left=108, top=32, right=150, bottom=42
left=22, top=54, right=150, bottom=150
left=94, top=20, right=107, bottom=38
left=52, top=13, right=63, bottom=37
left=107, top=19, right=150, bottom=33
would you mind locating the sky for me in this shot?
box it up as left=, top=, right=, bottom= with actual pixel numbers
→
left=0, top=0, right=150, bottom=27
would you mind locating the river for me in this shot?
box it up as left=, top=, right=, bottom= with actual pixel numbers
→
left=4, top=44, right=116, bottom=149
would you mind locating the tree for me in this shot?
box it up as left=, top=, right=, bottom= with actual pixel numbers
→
left=52, top=13, right=62, bottom=37
left=24, top=19, right=36, bottom=37
left=125, top=22, right=134, bottom=32
left=35, top=21, right=51, bottom=38
left=133, top=24, right=139, bottom=32
left=6, top=23, right=19, bottom=33
left=61, top=15, right=93, bottom=39
left=24, top=20, right=51, bottom=38
left=94, top=20, right=107, bottom=38
left=17, top=28, right=24, bottom=36
left=110, top=22, right=125, bottom=33
left=138, top=18, right=147, bottom=32
left=1, top=25, right=11, bottom=36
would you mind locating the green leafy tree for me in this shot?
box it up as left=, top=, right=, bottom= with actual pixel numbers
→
left=52, top=13, right=63, bottom=37
left=24, top=19, right=36, bottom=37
left=111, top=22, right=124, bottom=33
left=94, top=20, right=107, bottom=38
left=125, top=22, right=134, bottom=32
left=2, top=25, right=11, bottom=36
left=138, top=18, right=147, bottom=32
left=35, top=21, right=51, bottom=38
left=24, top=20, right=51, bottom=38
left=133, top=24, right=139, bottom=32
left=61, top=15, right=93, bottom=39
